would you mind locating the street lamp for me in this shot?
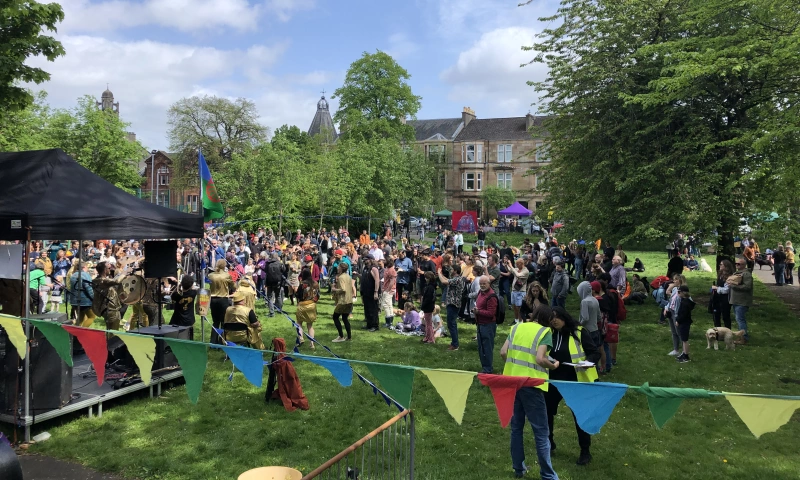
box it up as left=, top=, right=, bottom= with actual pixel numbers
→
left=150, top=149, right=157, bottom=203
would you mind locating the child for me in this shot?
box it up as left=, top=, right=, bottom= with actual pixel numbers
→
left=397, top=302, right=421, bottom=332
left=674, top=285, right=695, bottom=363
left=432, top=305, right=445, bottom=338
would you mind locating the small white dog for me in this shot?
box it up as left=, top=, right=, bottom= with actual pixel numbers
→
left=705, top=327, right=745, bottom=350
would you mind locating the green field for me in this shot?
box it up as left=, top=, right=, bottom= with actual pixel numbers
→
left=9, top=251, right=800, bottom=479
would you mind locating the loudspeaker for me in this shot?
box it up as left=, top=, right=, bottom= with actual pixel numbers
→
left=110, top=325, right=192, bottom=373
left=0, top=319, right=72, bottom=414
left=143, top=240, right=177, bottom=279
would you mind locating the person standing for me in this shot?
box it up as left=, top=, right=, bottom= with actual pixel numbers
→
left=711, top=260, right=734, bottom=329
left=499, top=306, right=559, bottom=480
left=170, top=275, right=198, bottom=337
left=547, top=307, right=600, bottom=465
left=486, top=254, right=502, bottom=296
left=785, top=241, right=795, bottom=285
left=264, top=253, right=285, bottom=316
left=222, top=291, right=264, bottom=349
left=609, top=256, right=626, bottom=292
left=395, top=250, right=413, bottom=304
left=728, top=257, right=753, bottom=345
left=438, top=263, right=467, bottom=351
left=68, top=260, right=96, bottom=327
left=549, top=260, right=569, bottom=309
left=454, top=231, right=464, bottom=255
left=509, top=258, right=530, bottom=323
left=421, top=271, right=437, bottom=344
left=742, top=242, right=756, bottom=271
left=381, top=257, right=397, bottom=328
left=92, top=262, right=123, bottom=334
left=773, top=245, right=787, bottom=286
left=360, top=255, right=381, bottom=331
left=295, top=269, right=319, bottom=350
left=331, top=263, right=354, bottom=342
left=475, top=276, right=498, bottom=373
left=208, top=259, right=235, bottom=344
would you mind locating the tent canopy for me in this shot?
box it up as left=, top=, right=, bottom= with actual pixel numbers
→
left=0, top=149, right=204, bottom=241
left=434, top=209, right=452, bottom=217
left=497, top=202, right=532, bottom=216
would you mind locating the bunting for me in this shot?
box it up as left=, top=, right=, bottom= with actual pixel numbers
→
left=62, top=326, right=107, bottom=385
left=478, top=374, right=545, bottom=428
left=551, top=380, right=628, bottom=435
left=725, top=395, right=800, bottom=439
left=118, top=335, right=156, bottom=385
left=366, top=363, right=415, bottom=409
left=165, top=339, right=208, bottom=404
left=221, top=346, right=264, bottom=387
left=0, top=315, right=28, bottom=360
left=31, top=320, right=73, bottom=367
left=639, top=383, right=711, bottom=429
left=305, top=357, right=352, bottom=387
left=421, top=369, right=476, bottom=424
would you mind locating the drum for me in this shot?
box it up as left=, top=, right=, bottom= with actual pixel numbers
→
left=119, top=275, right=146, bottom=304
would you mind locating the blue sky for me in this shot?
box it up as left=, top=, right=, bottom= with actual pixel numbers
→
left=31, top=0, right=559, bottom=149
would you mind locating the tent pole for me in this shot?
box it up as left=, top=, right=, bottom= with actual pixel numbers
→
left=23, top=229, right=32, bottom=442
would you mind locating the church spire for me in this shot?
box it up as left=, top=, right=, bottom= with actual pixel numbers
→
left=308, top=92, right=337, bottom=142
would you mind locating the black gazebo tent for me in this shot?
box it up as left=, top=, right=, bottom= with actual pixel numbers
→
left=0, top=149, right=203, bottom=241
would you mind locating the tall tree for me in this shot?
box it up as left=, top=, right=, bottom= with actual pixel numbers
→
left=482, top=186, right=516, bottom=216
left=167, top=95, right=268, bottom=172
left=529, top=0, right=800, bottom=260
left=0, top=0, right=64, bottom=113
left=45, top=95, right=145, bottom=190
left=333, top=50, right=422, bottom=143
left=0, top=90, right=50, bottom=150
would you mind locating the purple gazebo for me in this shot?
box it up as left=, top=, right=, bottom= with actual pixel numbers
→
left=497, top=201, right=532, bottom=216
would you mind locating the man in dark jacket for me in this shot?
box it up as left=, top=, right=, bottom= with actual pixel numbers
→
left=475, top=276, right=498, bottom=373
left=666, top=249, right=684, bottom=279
left=674, top=285, right=695, bottom=363
left=360, top=255, right=381, bottom=331
left=264, top=253, right=285, bottom=316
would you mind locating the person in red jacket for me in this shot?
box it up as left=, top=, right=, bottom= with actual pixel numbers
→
left=475, top=275, right=498, bottom=373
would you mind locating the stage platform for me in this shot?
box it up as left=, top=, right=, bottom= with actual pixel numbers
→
left=0, top=352, right=183, bottom=427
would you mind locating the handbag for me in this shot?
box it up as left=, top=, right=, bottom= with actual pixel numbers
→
left=604, top=323, right=619, bottom=343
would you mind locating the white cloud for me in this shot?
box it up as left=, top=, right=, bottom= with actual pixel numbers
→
left=385, top=33, right=419, bottom=59
left=429, top=0, right=556, bottom=39
left=26, top=34, right=328, bottom=149
left=58, top=0, right=315, bottom=33
left=440, top=27, right=547, bottom=116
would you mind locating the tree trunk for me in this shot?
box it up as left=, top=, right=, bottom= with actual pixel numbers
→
left=716, top=214, right=738, bottom=270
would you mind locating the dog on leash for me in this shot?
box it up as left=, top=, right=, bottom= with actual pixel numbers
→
left=706, top=327, right=745, bottom=350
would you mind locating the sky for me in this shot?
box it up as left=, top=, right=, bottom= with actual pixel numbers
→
left=29, top=0, right=560, bottom=150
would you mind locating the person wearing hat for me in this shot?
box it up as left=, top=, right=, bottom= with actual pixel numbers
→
left=91, top=262, right=124, bottom=335
left=674, top=285, right=695, bottom=363
left=209, top=259, right=235, bottom=344
left=295, top=269, right=320, bottom=349
left=222, top=290, right=264, bottom=349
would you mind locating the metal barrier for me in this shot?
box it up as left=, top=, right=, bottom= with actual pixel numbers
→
left=302, top=409, right=415, bottom=480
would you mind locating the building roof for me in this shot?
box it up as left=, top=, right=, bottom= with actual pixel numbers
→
left=454, top=116, right=550, bottom=142
left=308, top=95, right=337, bottom=141
left=408, top=118, right=464, bottom=142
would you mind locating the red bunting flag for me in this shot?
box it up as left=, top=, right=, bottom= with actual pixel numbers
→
left=63, top=326, right=107, bottom=385
left=478, top=374, right=545, bottom=427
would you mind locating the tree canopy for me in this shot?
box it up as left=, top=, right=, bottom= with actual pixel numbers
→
left=529, top=0, right=800, bottom=257
left=333, top=51, right=421, bottom=143
left=0, top=0, right=64, bottom=113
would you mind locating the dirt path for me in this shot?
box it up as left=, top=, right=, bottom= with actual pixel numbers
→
left=18, top=454, right=126, bottom=480
left=750, top=265, right=800, bottom=314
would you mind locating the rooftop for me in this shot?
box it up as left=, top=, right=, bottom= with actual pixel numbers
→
left=407, top=118, right=464, bottom=142
left=454, top=116, right=551, bottom=142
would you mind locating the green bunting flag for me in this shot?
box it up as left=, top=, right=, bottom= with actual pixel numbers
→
left=639, top=382, right=711, bottom=429
left=33, top=320, right=74, bottom=367
left=366, top=363, right=415, bottom=409
left=164, top=339, right=208, bottom=404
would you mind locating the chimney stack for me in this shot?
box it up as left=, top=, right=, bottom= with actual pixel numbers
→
left=462, top=107, right=476, bottom=127
left=526, top=112, right=535, bottom=131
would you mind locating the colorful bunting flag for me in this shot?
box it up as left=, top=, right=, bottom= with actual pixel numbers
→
left=478, top=374, right=545, bottom=428
left=32, top=320, right=73, bottom=367
left=199, top=150, right=224, bottom=221
left=118, top=335, right=155, bottom=385
left=725, top=395, right=800, bottom=439
left=421, top=369, right=476, bottom=424
left=164, top=339, right=207, bottom=404
left=366, top=363, right=415, bottom=409
left=305, top=357, right=353, bottom=387
left=0, top=316, right=27, bottom=360
left=63, top=326, right=107, bottom=385
left=639, top=383, right=711, bottom=429
left=551, top=380, right=628, bottom=435
left=222, top=346, right=264, bottom=387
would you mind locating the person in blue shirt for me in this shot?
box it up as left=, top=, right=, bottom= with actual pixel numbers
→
left=69, top=260, right=96, bottom=326
left=395, top=250, right=414, bottom=305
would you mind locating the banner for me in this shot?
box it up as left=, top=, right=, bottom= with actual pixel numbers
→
left=452, top=210, right=478, bottom=233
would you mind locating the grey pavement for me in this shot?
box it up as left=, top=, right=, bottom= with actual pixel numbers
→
left=18, top=454, right=125, bottom=480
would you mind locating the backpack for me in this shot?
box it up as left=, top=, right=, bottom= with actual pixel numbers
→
left=610, top=288, right=627, bottom=322
left=492, top=293, right=507, bottom=324
left=265, top=261, right=282, bottom=285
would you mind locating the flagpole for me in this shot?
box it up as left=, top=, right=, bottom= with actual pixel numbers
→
left=198, top=149, right=206, bottom=343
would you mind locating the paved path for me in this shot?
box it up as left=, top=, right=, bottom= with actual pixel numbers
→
left=18, top=454, right=126, bottom=480
left=750, top=265, right=800, bottom=313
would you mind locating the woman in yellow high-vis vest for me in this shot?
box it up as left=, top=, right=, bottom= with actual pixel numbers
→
left=547, top=307, right=601, bottom=466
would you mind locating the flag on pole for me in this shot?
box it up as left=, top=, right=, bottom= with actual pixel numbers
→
left=199, top=150, right=224, bottom=222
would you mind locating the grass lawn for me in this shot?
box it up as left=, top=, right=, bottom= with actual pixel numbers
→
left=8, top=251, right=800, bottom=479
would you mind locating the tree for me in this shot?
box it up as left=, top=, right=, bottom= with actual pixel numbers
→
left=528, top=0, right=800, bottom=262
left=482, top=186, right=516, bottom=216
left=333, top=51, right=421, bottom=143
left=167, top=95, right=269, bottom=172
left=45, top=95, right=145, bottom=190
left=0, top=90, right=50, bottom=150
left=0, top=0, right=65, bottom=113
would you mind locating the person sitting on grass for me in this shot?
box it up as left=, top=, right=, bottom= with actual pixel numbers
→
left=674, top=285, right=695, bottom=363
left=684, top=255, right=699, bottom=271
left=397, top=302, right=421, bottom=332
left=632, top=258, right=645, bottom=272
left=626, top=274, right=648, bottom=304
left=432, top=304, right=445, bottom=338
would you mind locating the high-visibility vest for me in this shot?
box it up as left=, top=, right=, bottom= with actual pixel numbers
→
left=503, top=322, right=550, bottom=392
left=569, top=326, right=599, bottom=383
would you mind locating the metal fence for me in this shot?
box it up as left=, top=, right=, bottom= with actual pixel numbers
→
left=302, top=409, right=415, bottom=480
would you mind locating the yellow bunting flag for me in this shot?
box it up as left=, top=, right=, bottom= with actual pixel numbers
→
left=0, top=315, right=27, bottom=360
left=421, top=369, right=476, bottom=424
left=118, top=335, right=156, bottom=385
left=725, top=394, right=800, bottom=439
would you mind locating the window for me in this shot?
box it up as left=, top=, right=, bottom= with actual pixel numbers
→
left=437, top=170, right=446, bottom=190
left=462, top=144, right=483, bottom=163
left=497, top=172, right=512, bottom=189
left=535, top=201, right=543, bottom=211
left=535, top=174, right=543, bottom=189
left=428, top=144, right=446, bottom=164
left=497, top=144, right=512, bottom=163
left=158, top=166, right=170, bottom=186
left=158, top=192, right=169, bottom=207
left=187, top=195, right=199, bottom=213
left=462, top=172, right=482, bottom=191
left=535, top=141, right=550, bottom=162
